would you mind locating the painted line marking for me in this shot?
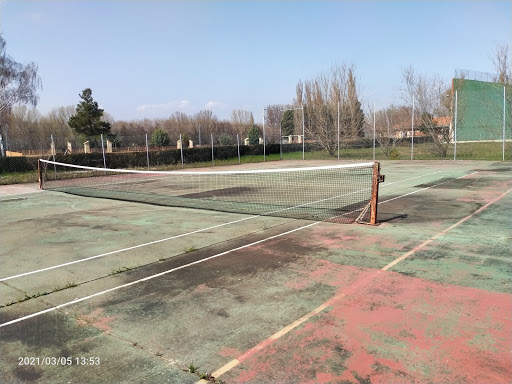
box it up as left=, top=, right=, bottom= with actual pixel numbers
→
left=197, top=187, right=512, bottom=384
left=0, top=170, right=443, bottom=281
left=0, top=169, right=475, bottom=329
left=382, top=187, right=512, bottom=271
left=0, top=221, right=320, bottom=328
left=0, top=214, right=259, bottom=282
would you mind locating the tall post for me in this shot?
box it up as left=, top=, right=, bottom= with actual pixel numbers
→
left=411, top=95, right=415, bottom=160
left=503, top=86, right=506, bottom=162
left=301, top=106, right=305, bottom=160
left=50, top=135, right=56, bottom=178
left=373, top=102, right=376, bottom=161
left=369, top=162, right=381, bottom=225
left=38, top=159, right=43, bottom=189
left=180, top=133, right=184, bottom=168
left=263, top=108, right=266, bottom=162
left=145, top=133, right=150, bottom=170
left=337, top=102, right=340, bottom=160
left=211, top=133, right=214, bottom=166
left=100, top=133, right=106, bottom=168
left=237, top=133, right=241, bottom=163
left=454, top=90, right=458, bottom=161
left=279, top=119, right=282, bottom=160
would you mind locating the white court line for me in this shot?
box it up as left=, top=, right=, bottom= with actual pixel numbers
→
left=0, top=222, right=320, bottom=328
left=0, top=170, right=443, bottom=282
left=0, top=170, right=471, bottom=328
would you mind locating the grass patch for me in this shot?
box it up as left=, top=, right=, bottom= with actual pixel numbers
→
left=0, top=281, right=78, bottom=308
left=184, top=246, right=198, bottom=253
left=109, top=265, right=138, bottom=275
left=0, top=170, right=39, bottom=185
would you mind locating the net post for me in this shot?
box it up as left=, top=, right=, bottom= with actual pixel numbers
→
left=369, top=162, right=381, bottom=225
left=38, top=159, right=43, bottom=189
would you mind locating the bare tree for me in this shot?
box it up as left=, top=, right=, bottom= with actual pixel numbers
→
left=402, top=66, right=451, bottom=157
left=0, top=35, right=42, bottom=155
left=368, top=105, right=408, bottom=157
left=295, top=64, right=364, bottom=156
left=231, top=109, right=254, bottom=139
left=492, top=44, right=512, bottom=85
left=264, top=104, right=286, bottom=144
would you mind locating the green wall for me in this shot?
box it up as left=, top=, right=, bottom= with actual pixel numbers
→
left=453, top=79, right=511, bottom=141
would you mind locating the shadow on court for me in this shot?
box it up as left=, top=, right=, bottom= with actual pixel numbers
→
left=1, top=160, right=511, bottom=384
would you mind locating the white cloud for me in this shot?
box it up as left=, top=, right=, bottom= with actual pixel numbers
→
left=204, top=101, right=227, bottom=110
left=135, top=100, right=192, bottom=115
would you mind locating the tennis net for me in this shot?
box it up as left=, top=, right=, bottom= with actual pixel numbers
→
left=38, top=160, right=383, bottom=224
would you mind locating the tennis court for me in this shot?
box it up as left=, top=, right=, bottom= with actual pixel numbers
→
left=0, top=159, right=511, bottom=384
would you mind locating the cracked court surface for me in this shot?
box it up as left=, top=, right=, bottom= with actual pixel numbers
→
left=0, top=160, right=511, bottom=384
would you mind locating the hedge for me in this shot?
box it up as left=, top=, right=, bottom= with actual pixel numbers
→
left=0, top=143, right=310, bottom=173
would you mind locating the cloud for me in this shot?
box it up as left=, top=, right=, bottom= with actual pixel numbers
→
left=135, top=100, right=192, bottom=115
left=204, top=101, right=227, bottom=110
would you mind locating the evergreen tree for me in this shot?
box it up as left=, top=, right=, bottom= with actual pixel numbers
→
left=68, top=88, right=111, bottom=139
left=151, top=128, right=170, bottom=146
left=247, top=124, right=260, bottom=145
left=281, top=110, right=295, bottom=136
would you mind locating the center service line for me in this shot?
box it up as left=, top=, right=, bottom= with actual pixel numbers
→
left=0, top=170, right=442, bottom=282
left=0, top=170, right=467, bottom=329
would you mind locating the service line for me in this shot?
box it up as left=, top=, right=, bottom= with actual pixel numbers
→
left=0, top=170, right=442, bottom=282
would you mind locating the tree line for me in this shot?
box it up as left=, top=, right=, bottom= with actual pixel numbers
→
left=1, top=33, right=510, bottom=158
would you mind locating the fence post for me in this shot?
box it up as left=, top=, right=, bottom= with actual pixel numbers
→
left=373, top=102, right=376, bottom=161
left=411, top=95, right=415, bottom=160
left=211, top=133, right=214, bottom=166
left=180, top=133, right=184, bottom=168
left=454, top=90, right=458, bottom=161
left=51, top=135, right=56, bottom=178
left=503, top=86, right=506, bottom=162
left=145, top=133, right=150, bottom=170
left=237, top=134, right=240, bottom=163
left=100, top=134, right=106, bottom=168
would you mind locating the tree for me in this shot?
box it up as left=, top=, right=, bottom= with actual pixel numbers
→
left=369, top=104, right=407, bottom=158
left=281, top=110, right=294, bottom=136
left=401, top=66, right=451, bottom=157
left=218, top=133, right=233, bottom=145
left=231, top=109, right=254, bottom=138
left=492, top=44, right=512, bottom=85
left=68, top=88, right=111, bottom=141
left=0, top=35, right=42, bottom=156
left=247, top=124, right=260, bottom=145
left=296, top=63, right=363, bottom=156
left=151, top=128, right=170, bottom=146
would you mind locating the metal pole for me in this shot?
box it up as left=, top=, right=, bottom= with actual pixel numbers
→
left=145, top=133, right=150, bottom=170
left=180, top=133, right=184, bottom=168
left=263, top=108, right=266, bottom=162
left=279, top=119, right=282, bottom=160
left=211, top=133, right=214, bottom=166
left=454, top=90, right=458, bottom=161
left=337, top=102, right=340, bottom=160
left=503, top=86, right=506, bottom=162
left=237, top=134, right=240, bottom=163
left=411, top=95, right=414, bottom=160
left=51, top=135, right=56, bottom=178
left=373, top=102, right=376, bottom=161
left=100, top=133, right=106, bottom=168
left=301, top=106, right=305, bottom=160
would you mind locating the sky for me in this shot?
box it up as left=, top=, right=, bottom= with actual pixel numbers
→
left=1, top=0, right=511, bottom=123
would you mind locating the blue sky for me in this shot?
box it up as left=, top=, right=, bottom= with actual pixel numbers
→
left=1, top=0, right=510, bottom=122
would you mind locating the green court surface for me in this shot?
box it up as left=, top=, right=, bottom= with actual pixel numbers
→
left=0, top=159, right=510, bottom=384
